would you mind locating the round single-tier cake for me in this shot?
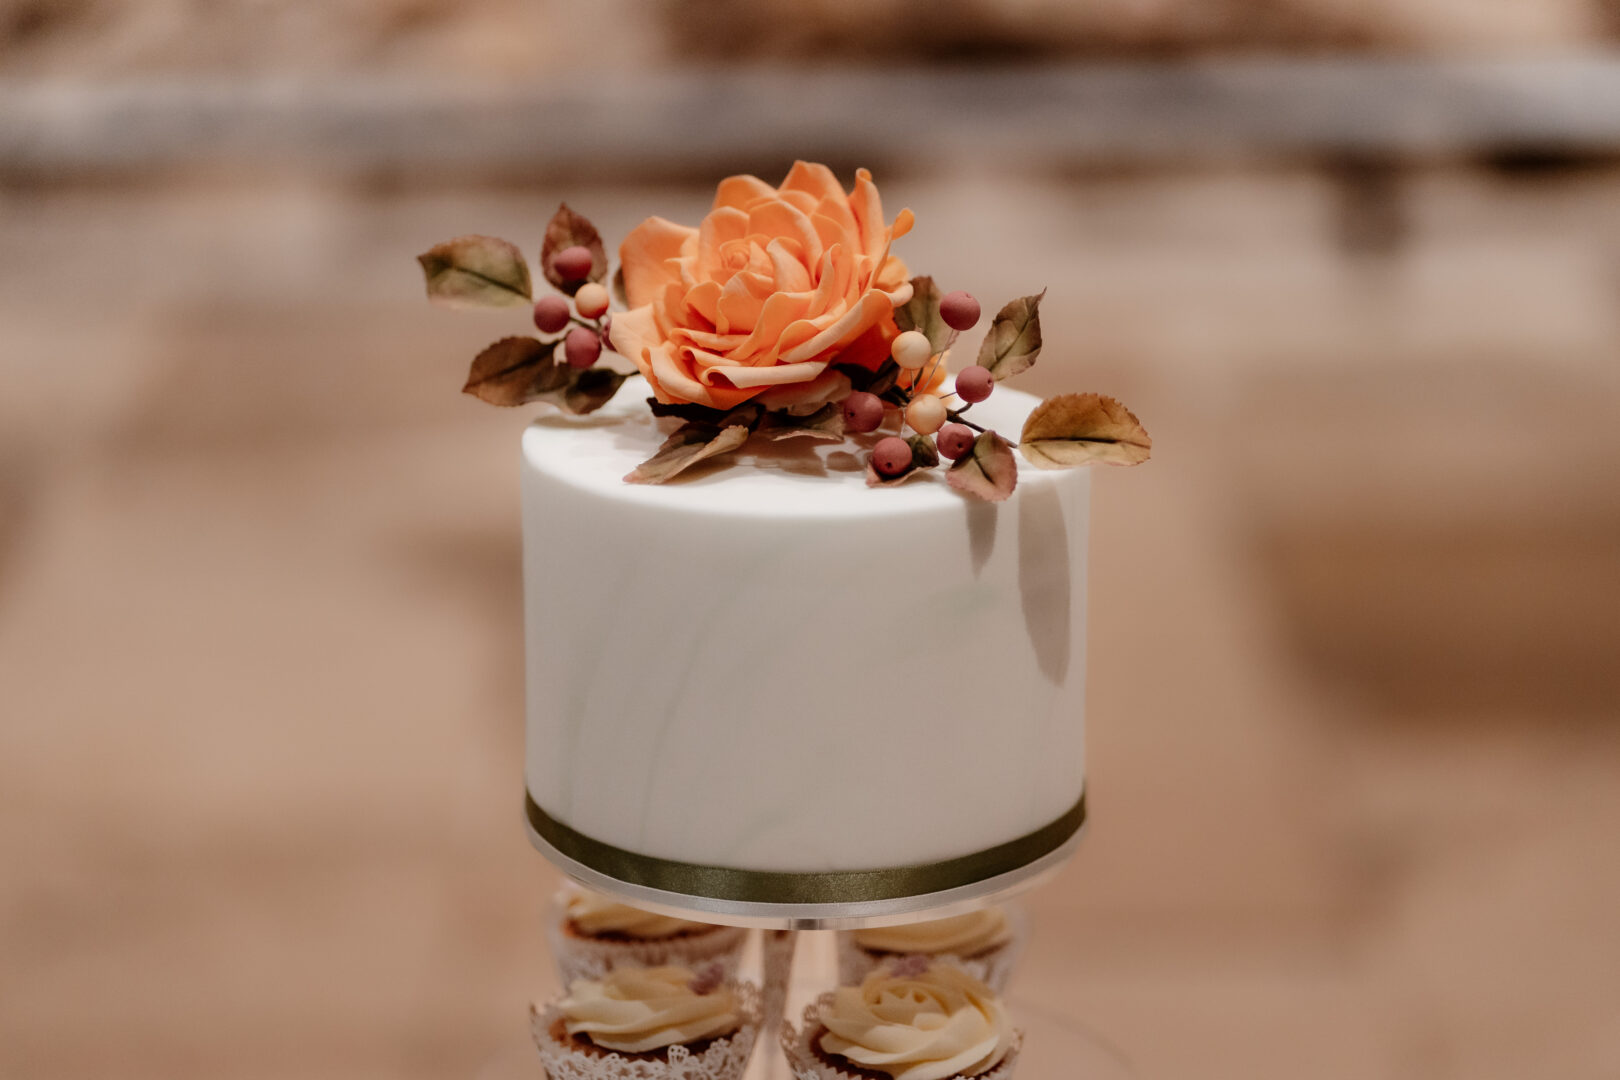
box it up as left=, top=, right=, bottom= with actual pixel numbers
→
left=522, top=375, right=1088, bottom=926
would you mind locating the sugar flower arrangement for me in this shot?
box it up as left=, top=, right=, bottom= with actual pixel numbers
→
left=417, top=161, right=1150, bottom=500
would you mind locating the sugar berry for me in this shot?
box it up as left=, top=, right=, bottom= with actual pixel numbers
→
left=553, top=245, right=594, bottom=282
left=533, top=295, right=570, bottom=334
left=954, top=365, right=995, bottom=403
left=905, top=394, right=947, bottom=435
left=936, top=423, right=977, bottom=461
left=843, top=391, right=885, bottom=434
left=939, top=291, right=981, bottom=332
left=891, top=330, right=933, bottom=370
left=574, top=281, right=610, bottom=319
left=564, top=326, right=602, bottom=369
left=871, top=436, right=913, bottom=477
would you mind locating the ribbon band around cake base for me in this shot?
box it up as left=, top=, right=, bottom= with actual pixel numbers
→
left=524, top=792, right=1086, bottom=906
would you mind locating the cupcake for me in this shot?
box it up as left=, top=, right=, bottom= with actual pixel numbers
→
left=548, top=887, right=749, bottom=984
left=837, top=906, right=1024, bottom=991
left=783, top=958, right=1022, bottom=1080
left=532, top=964, right=761, bottom=1080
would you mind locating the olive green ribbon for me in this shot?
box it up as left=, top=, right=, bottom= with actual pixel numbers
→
left=525, top=791, right=1085, bottom=906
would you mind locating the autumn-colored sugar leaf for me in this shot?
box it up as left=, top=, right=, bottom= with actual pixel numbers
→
left=755, top=402, right=845, bottom=442
left=947, top=430, right=1019, bottom=502
left=419, top=236, right=532, bottom=309
left=977, top=290, right=1045, bottom=380
left=866, top=359, right=902, bottom=396
left=462, top=337, right=567, bottom=406
left=835, top=358, right=901, bottom=396
left=648, top=400, right=765, bottom=430
left=648, top=398, right=732, bottom=424
left=866, top=435, right=940, bottom=487
left=540, top=204, right=608, bottom=296
left=556, top=367, right=630, bottom=416
left=1019, top=393, right=1152, bottom=468
left=894, top=276, right=953, bottom=354
left=626, top=422, right=749, bottom=484
left=720, top=404, right=764, bottom=430
left=611, top=265, right=628, bottom=308
left=907, top=434, right=940, bottom=469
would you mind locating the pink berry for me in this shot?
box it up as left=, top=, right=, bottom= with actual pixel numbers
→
left=939, top=290, right=981, bottom=331
left=564, top=326, right=602, bottom=369
left=533, top=295, right=570, bottom=334
left=937, top=423, right=977, bottom=461
left=843, top=391, right=885, bottom=434
left=954, top=365, right=995, bottom=403
left=553, top=245, right=594, bottom=281
left=871, top=436, right=912, bottom=477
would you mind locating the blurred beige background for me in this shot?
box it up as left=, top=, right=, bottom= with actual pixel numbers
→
left=2, top=2, right=1619, bottom=1079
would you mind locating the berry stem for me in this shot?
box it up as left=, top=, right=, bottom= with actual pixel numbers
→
left=949, top=412, right=987, bottom=433
left=945, top=408, right=1016, bottom=447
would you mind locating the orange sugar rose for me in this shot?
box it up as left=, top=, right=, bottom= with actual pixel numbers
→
left=608, top=162, right=919, bottom=411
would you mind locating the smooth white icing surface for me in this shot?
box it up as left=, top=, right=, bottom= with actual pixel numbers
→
left=523, top=375, right=1087, bottom=874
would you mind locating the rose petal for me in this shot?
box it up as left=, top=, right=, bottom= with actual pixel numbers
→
left=781, top=161, right=848, bottom=206
left=767, top=238, right=812, bottom=293
left=712, top=174, right=776, bottom=211
left=747, top=200, right=823, bottom=271
left=730, top=289, right=815, bottom=361
left=607, top=304, right=662, bottom=376
left=683, top=279, right=722, bottom=327
left=697, top=206, right=750, bottom=282
left=717, top=271, right=775, bottom=334
left=619, top=216, right=696, bottom=308
left=779, top=290, right=894, bottom=364
left=808, top=244, right=854, bottom=314
left=779, top=188, right=820, bottom=216
left=706, top=360, right=828, bottom=388
left=849, top=168, right=887, bottom=256
left=755, top=367, right=852, bottom=410
left=648, top=342, right=720, bottom=406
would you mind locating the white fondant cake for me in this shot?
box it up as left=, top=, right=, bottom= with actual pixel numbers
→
left=521, top=374, right=1088, bottom=904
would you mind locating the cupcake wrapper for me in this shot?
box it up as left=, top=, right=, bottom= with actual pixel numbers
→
left=532, top=981, right=761, bottom=1080
left=834, top=905, right=1028, bottom=993
left=780, top=996, right=1023, bottom=1080
left=547, top=891, right=750, bottom=986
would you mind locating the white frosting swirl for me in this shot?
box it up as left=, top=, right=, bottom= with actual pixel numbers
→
left=852, top=909, right=1012, bottom=958
left=566, top=890, right=709, bottom=940
left=559, top=966, right=741, bottom=1054
left=818, top=963, right=1014, bottom=1080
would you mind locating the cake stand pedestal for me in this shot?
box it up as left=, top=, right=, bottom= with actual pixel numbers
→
left=476, top=930, right=1135, bottom=1080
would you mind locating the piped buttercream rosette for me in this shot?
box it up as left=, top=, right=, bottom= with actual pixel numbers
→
left=548, top=887, right=749, bottom=985
left=836, top=905, right=1027, bottom=992
left=782, top=960, right=1022, bottom=1080
left=532, top=966, right=762, bottom=1080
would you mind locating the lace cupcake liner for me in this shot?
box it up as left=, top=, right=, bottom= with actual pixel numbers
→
left=834, top=905, right=1028, bottom=993
left=531, top=981, right=761, bottom=1080
left=547, top=891, right=750, bottom=986
left=780, top=996, right=1023, bottom=1080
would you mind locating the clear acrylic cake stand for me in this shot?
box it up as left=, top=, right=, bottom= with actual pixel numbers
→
left=476, top=930, right=1136, bottom=1080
